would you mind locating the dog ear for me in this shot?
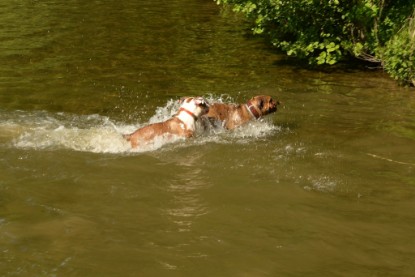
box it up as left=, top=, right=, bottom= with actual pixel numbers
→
left=259, top=99, right=264, bottom=109
left=178, top=97, right=187, bottom=104
left=179, top=97, right=197, bottom=104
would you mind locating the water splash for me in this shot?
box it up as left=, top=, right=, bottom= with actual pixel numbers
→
left=1, top=97, right=280, bottom=154
left=2, top=111, right=132, bottom=153
left=303, top=175, right=338, bottom=193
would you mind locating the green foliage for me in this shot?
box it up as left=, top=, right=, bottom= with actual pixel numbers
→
left=216, top=0, right=415, bottom=85
left=383, top=12, right=415, bottom=86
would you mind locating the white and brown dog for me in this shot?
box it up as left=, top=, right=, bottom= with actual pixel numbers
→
left=203, top=95, right=279, bottom=130
left=123, top=97, right=209, bottom=148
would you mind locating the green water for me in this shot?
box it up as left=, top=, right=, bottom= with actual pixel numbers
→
left=1, top=0, right=415, bottom=276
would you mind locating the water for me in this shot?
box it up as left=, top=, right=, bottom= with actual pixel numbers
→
left=1, top=0, right=415, bottom=276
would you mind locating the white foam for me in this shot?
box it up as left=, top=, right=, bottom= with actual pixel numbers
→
left=148, top=99, right=180, bottom=124
left=2, top=96, right=280, bottom=154
left=10, top=113, right=132, bottom=153
left=303, top=175, right=338, bottom=193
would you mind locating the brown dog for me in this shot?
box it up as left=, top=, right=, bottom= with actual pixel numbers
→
left=203, top=95, right=279, bottom=130
left=123, top=97, right=209, bottom=148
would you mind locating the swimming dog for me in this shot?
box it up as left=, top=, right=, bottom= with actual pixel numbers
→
left=123, top=97, right=209, bottom=148
left=203, top=95, right=279, bottom=130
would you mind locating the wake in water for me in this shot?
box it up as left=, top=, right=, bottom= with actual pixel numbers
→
left=1, top=97, right=280, bottom=154
left=1, top=111, right=132, bottom=153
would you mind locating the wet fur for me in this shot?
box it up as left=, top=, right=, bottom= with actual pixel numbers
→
left=203, top=95, right=279, bottom=130
left=124, top=97, right=209, bottom=148
left=123, top=117, right=192, bottom=148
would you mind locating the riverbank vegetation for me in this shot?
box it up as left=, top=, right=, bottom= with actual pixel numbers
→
left=215, top=0, right=415, bottom=86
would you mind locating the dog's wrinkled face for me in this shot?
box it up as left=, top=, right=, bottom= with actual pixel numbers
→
left=250, top=95, right=279, bottom=116
left=179, top=97, right=210, bottom=116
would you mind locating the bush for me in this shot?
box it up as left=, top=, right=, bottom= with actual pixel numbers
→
left=216, top=0, right=415, bottom=85
left=383, top=11, right=415, bottom=86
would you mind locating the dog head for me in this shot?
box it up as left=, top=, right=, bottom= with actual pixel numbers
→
left=246, top=95, right=279, bottom=118
left=178, top=97, right=210, bottom=119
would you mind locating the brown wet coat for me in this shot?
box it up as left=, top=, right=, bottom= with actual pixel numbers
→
left=124, top=117, right=192, bottom=148
left=204, top=95, right=279, bottom=130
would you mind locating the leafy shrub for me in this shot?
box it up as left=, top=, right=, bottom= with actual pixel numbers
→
left=383, top=11, right=415, bottom=86
left=216, top=0, right=415, bottom=85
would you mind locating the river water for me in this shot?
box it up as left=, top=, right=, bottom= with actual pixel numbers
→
left=1, top=0, right=415, bottom=276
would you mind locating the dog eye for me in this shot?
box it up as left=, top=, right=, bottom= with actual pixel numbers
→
left=259, top=100, right=264, bottom=109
